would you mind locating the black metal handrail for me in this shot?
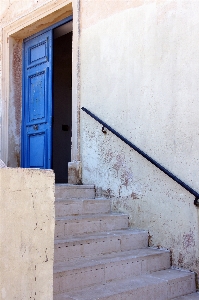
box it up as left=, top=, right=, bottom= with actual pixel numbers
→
left=81, top=107, right=199, bottom=207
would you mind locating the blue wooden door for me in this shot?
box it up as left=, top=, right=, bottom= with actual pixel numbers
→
left=22, top=30, right=53, bottom=168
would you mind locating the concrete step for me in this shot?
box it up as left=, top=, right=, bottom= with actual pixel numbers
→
left=53, top=248, right=170, bottom=294
left=54, top=229, right=148, bottom=263
left=55, top=213, right=129, bottom=238
left=54, top=269, right=195, bottom=300
left=55, top=184, right=95, bottom=200
left=173, top=293, right=199, bottom=299
left=55, top=198, right=111, bottom=217
left=53, top=184, right=197, bottom=299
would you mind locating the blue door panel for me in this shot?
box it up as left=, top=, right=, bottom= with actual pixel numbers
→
left=29, top=133, right=45, bottom=168
left=25, top=124, right=50, bottom=168
left=29, top=42, right=47, bottom=65
left=27, top=34, right=50, bottom=69
left=27, top=68, right=48, bottom=124
left=29, top=71, right=46, bottom=122
left=22, top=30, right=52, bottom=169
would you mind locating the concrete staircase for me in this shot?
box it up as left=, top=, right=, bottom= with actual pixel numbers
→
left=53, top=184, right=199, bottom=300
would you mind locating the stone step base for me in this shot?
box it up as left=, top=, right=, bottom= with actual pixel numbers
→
left=173, top=293, right=199, bottom=299
left=54, top=269, right=195, bottom=300
left=54, top=229, right=148, bottom=263
left=55, top=213, right=129, bottom=238
left=55, top=198, right=111, bottom=217
left=55, top=184, right=95, bottom=199
left=54, top=248, right=170, bottom=294
left=54, top=184, right=198, bottom=300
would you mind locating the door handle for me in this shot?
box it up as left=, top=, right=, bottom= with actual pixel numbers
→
left=33, top=125, right=39, bottom=130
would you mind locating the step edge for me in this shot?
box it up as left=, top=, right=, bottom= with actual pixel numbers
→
left=54, top=229, right=148, bottom=244
left=55, top=184, right=95, bottom=189
left=53, top=248, right=170, bottom=273
left=55, top=213, right=129, bottom=221
left=54, top=269, right=195, bottom=298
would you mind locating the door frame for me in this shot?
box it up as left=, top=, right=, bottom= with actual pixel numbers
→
left=1, top=0, right=80, bottom=170
left=21, top=15, right=73, bottom=169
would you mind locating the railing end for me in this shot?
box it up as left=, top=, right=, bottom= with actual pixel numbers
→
left=194, top=197, right=199, bottom=207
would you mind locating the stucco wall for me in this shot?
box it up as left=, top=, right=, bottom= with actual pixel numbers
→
left=0, top=168, right=55, bottom=299
left=80, top=0, right=199, bottom=276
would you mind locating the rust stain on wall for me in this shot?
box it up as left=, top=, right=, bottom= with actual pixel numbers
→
left=178, top=252, right=184, bottom=265
left=112, top=154, right=125, bottom=174
left=104, top=151, right=134, bottom=189
left=105, top=150, right=114, bottom=164
left=131, top=192, right=139, bottom=199
left=102, top=188, right=114, bottom=198
left=183, top=230, right=195, bottom=250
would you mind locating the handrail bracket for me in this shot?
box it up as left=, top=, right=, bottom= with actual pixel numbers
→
left=194, top=198, right=199, bottom=207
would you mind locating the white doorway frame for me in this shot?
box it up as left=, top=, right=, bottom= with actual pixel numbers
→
left=1, top=0, right=81, bottom=169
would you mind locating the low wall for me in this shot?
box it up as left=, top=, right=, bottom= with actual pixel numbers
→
left=0, top=168, right=55, bottom=299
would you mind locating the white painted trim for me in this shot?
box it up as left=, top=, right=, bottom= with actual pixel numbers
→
left=72, top=0, right=80, bottom=162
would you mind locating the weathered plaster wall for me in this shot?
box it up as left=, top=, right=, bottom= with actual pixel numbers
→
left=0, top=0, right=53, bottom=25
left=0, top=168, right=55, bottom=299
left=8, top=38, right=22, bottom=167
left=80, top=0, right=199, bottom=276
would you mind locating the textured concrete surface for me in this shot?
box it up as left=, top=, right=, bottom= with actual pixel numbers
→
left=0, top=168, right=55, bottom=299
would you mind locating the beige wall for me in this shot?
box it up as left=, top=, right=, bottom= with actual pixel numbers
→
left=80, top=0, right=199, bottom=276
left=0, top=168, right=55, bottom=299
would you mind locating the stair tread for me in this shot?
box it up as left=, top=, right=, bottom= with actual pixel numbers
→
left=55, top=212, right=128, bottom=221
left=55, top=198, right=108, bottom=202
left=54, top=269, right=195, bottom=300
left=53, top=185, right=197, bottom=299
left=55, top=184, right=95, bottom=189
left=54, top=228, right=149, bottom=264
left=54, top=228, right=147, bottom=244
left=55, top=185, right=95, bottom=200
left=54, top=247, right=169, bottom=272
left=173, top=293, right=199, bottom=299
